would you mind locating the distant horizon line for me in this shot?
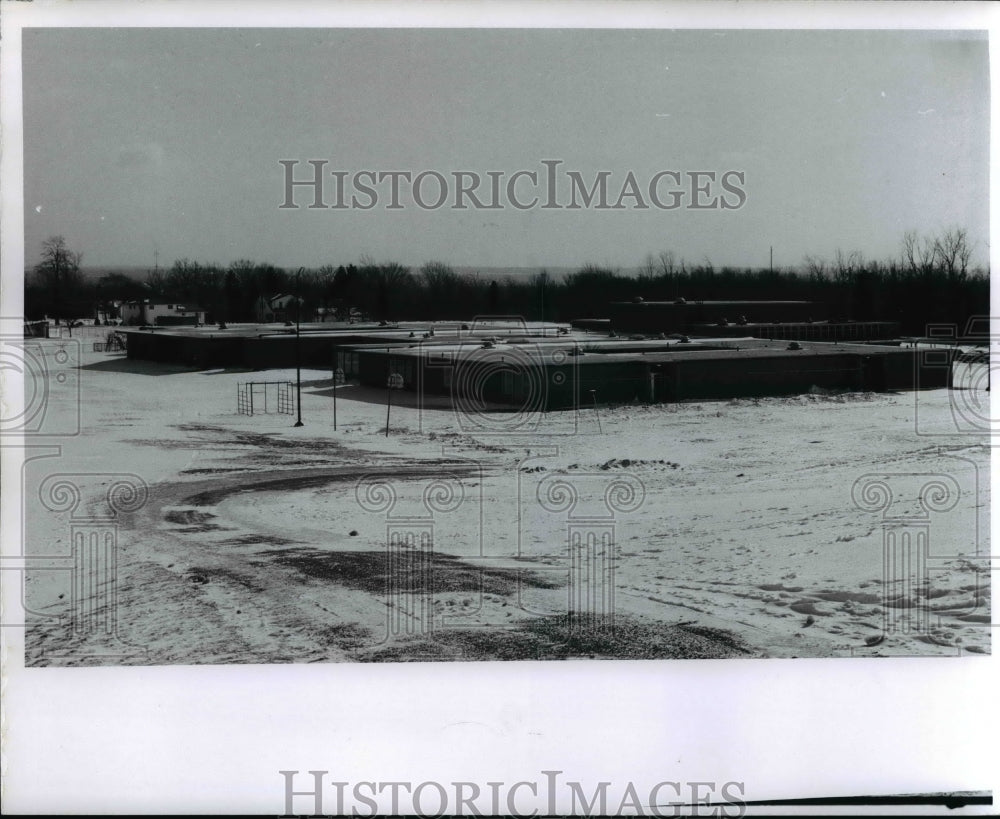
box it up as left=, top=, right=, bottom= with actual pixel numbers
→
left=22, top=255, right=992, bottom=278
left=27, top=262, right=839, bottom=278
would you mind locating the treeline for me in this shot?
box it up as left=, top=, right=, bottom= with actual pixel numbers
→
left=25, top=229, right=988, bottom=336
left=144, top=257, right=506, bottom=322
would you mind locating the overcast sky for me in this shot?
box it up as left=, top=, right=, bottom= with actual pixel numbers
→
left=22, top=27, right=989, bottom=272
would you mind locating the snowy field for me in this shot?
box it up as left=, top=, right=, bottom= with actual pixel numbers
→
left=18, top=339, right=992, bottom=664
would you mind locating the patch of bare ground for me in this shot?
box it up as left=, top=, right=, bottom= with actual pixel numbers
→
left=216, top=534, right=299, bottom=546
left=180, top=467, right=256, bottom=475
left=359, top=615, right=754, bottom=662
left=264, top=548, right=561, bottom=596
left=315, top=623, right=375, bottom=652
left=173, top=461, right=482, bottom=507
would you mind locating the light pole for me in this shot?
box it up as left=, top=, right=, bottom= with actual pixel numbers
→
left=332, top=367, right=345, bottom=430
left=384, top=349, right=405, bottom=437
left=294, top=267, right=304, bottom=427
left=385, top=373, right=392, bottom=437
left=589, top=388, right=602, bottom=433
left=384, top=347, right=393, bottom=437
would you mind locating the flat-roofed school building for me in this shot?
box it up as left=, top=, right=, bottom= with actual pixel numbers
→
left=120, top=320, right=956, bottom=409
left=339, top=337, right=953, bottom=409
left=609, top=299, right=899, bottom=342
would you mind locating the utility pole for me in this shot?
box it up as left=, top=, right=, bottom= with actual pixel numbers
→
left=589, top=389, right=602, bottom=433
left=332, top=367, right=342, bottom=431
left=384, top=348, right=392, bottom=437
left=539, top=270, right=547, bottom=324
left=770, top=246, right=773, bottom=275
left=294, top=267, right=304, bottom=427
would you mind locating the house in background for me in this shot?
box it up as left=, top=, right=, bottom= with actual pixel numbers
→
left=315, top=301, right=362, bottom=323
left=96, top=300, right=124, bottom=324
left=23, top=319, right=50, bottom=338
left=121, top=300, right=206, bottom=326
left=254, top=294, right=302, bottom=323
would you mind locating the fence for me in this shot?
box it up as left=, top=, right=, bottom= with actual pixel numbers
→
left=23, top=320, right=50, bottom=338
left=92, top=332, right=127, bottom=353
left=237, top=381, right=295, bottom=416
left=53, top=325, right=112, bottom=340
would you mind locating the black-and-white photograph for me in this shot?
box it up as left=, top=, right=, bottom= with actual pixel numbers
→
left=14, top=24, right=992, bottom=665
left=2, top=2, right=995, bottom=815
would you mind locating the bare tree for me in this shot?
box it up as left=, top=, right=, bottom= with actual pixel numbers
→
left=379, top=261, right=412, bottom=290
left=637, top=253, right=658, bottom=285
left=804, top=255, right=827, bottom=280
left=933, top=228, right=972, bottom=280
left=834, top=249, right=865, bottom=282
left=657, top=250, right=677, bottom=279
left=902, top=230, right=935, bottom=276
left=658, top=250, right=679, bottom=297
left=421, top=260, right=459, bottom=291
left=34, top=236, right=83, bottom=322
left=146, top=266, right=167, bottom=295
left=368, top=260, right=411, bottom=319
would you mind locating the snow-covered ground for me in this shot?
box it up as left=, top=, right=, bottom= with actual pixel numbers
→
left=17, top=340, right=992, bottom=664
